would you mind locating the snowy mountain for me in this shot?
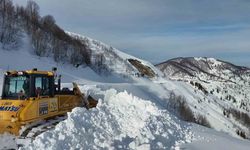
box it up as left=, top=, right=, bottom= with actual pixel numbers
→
left=0, top=35, right=192, bottom=149
left=157, top=57, right=250, bottom=82
left=156, top=57, right=250, bottom=110
left=1, top=34, right=250, bottom=149
left=156, top=57, right=250, bottom=139
left=1, top=0, right=250, bottom=149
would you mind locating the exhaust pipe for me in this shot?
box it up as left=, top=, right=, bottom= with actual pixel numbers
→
left=58, top=75, right=61, bottom=92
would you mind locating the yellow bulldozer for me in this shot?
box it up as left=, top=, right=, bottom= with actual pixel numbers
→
left=0, top=68, right=97, bottom=136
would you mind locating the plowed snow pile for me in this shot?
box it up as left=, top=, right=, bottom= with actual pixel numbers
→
left=26, top=89, right=192, bottom=150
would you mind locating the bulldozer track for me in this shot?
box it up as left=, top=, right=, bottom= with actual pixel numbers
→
left=20, top=115, right=66, bottom=139
left=16, top=116, right=67, bottom=148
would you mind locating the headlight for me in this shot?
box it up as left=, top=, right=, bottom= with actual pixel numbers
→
left=11, top=115, right=18, bottom=122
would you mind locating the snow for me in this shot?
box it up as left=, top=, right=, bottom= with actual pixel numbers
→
left=0, top=134, right=18, bottom=150
left=25, top=89, right=191, bottom=150
left=179, top=124, right=250, bottom=150
left=194, top=57, right=222, bottom=66
left=0, top=32, right=250, bottom=149
left=157, top=57, right=250, bottom=140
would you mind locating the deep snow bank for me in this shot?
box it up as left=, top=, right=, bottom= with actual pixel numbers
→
left=26, top=89, right=192, bottom=150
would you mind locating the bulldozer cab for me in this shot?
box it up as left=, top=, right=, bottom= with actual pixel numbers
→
left=1, top=69, right=55, bottom=100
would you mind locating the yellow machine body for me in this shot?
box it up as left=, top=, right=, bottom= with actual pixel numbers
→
left=0, top=95, right=81, bottom=135
left=0, top=69, right=96, bottom=135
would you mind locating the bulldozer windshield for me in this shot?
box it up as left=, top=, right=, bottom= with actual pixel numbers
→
left=2, top=75, right=30, bottom=100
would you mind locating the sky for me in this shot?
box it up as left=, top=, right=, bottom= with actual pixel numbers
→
left=13, top=0, right=250, bottom=66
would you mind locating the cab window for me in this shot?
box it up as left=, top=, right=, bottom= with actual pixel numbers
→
left=2, top=76, right=29, bottom=99
left=35, top=77, right=50, bottom=96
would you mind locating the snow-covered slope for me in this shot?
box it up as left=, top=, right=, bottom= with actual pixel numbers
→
left=156, top=57, right=250, bottom=138
left=0, top=34, right=126, bottom=85
left=67, top=32, right=162, bottom=78
left=156, top=57, right=250, bottom=111
left=0, top=33, right=192, bottom=149
left=1, top=32, right=250, bottom=149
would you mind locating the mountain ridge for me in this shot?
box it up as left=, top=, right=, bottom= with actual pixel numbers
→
left=156, top=56, right=250, bottom=139
left=156, top=57, right=250, bottom=83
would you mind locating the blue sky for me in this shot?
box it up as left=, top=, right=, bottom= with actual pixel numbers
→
left=14, top=0, right=250, bottom=66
